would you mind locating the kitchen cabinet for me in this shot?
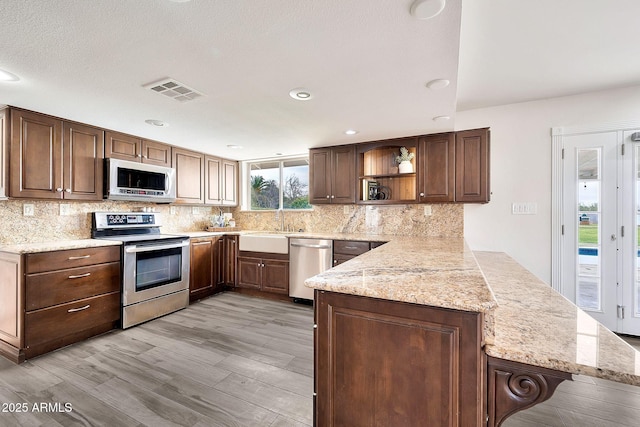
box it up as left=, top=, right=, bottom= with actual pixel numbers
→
left=105, top=131, right=172, bottom=167
left=0, top=245, right=121, bottom=363
left=0, top=108, right=7, bottom=199
left=189, top=236, right=223, bottom=303
left=418, top=133, right=455, bottom=202
left=315, top=291, right=484, bottom=426
left=9, top=108, right=105, bottom=200
left=357, top=138, right=418, bottom=204
left=173, top=147, right=205, bottom=204
left=223, top=235, right=238, bottom=287
left=237, top=251, right=289, bottom=295
left=309, top=146, right=356, bottom=204
left=333, top=240, right=372, bottom=266
left=205, top=156, right=238, bottom=206
left=455, top=128, right=490, bottom=203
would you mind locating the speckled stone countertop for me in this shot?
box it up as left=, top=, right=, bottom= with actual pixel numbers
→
left=475, top=251, right=640, bottom=386
left=0, top=239, right=122, bottom=254
left=305, top=237, right=499, bottom=314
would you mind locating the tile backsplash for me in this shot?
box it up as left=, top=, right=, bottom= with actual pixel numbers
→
left=0, top=200, right=462, bottom=245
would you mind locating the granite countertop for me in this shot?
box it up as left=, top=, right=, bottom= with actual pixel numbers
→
left=475, top=251, right=640, bottom=386
left=0, top=239, right=122, bottom=254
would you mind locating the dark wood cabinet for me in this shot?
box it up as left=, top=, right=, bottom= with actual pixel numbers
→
left=309, top=146, right=356, bottom=204
left=105, top=131, right=171, bottom=167
left=237, top=252, right=289, bottom=295
left=0, top=246, right=121, bottom=363
left=455, top=128, right=490, bottom=203
left=9, top=109, right=104, bottom=200
left=224, top=235, right=238, bottom=287
left=419, top=133, right=455, bottom=202
left=189, top=236, right=223, bottom=303
left=315, top=291, right=485, bottom=426
left=205, top=156, right=238, bottom=206
left=333, top=240, right=371, bottom=266
left=173, top=147, right=205, bottom=204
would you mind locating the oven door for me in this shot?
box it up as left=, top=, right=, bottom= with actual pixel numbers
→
left=122, top=238, right=190, bottom=306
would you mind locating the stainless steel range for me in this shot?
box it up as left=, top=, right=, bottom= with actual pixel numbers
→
left=92, top=212, right=190, bottom=329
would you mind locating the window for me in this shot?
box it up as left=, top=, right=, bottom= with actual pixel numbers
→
left=245, top=157, right=311, bottom=210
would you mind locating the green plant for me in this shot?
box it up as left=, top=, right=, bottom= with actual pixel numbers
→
left=395, top=147, right=415, bottom=163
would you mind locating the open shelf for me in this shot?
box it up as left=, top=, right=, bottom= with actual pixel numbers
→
left=358, top=143, right=417, bottom=203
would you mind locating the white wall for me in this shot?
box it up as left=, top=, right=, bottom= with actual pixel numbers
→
left=456, top=85, right=640, bottom=283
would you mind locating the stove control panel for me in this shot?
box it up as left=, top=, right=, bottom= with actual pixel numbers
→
left=107, top=214, right=155, bottom=226
left=92, top=212, right=161, bottom=231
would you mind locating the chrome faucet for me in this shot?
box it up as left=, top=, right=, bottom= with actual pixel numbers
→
left=276, top=208, right=285, bottom=231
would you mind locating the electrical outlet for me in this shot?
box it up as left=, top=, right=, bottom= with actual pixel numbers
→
left=23, top=204, right=35, bottom=216
left=192, top=206, right=200, bottom=215
left=170, top=206, right=177, bottom=215
left=343, top=205, right=350, bottom=214
left=59, top=203, right=71, bottom=216
left=423, top=205, right=432, bottom=216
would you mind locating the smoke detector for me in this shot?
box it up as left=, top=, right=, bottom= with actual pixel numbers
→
left=144, top=78, right=204, bottom=102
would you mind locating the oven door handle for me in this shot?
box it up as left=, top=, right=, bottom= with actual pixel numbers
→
left=124, top=240, right=189, bottom=253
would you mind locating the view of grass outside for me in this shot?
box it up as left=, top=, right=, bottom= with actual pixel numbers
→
left=579, top=224, right=640, bottom=245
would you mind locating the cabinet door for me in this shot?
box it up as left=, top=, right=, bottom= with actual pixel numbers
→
left=418, top=133, right=455, bottom=202
left=142, top=139, right=171, bottom=167
left=261, top=259, right=289, bottom=294
left=105, top=131, right=141, bottom=161
left=189, top=237, right=214, bottom=302
left=309, top=148, right=332, bottom=204
left=237, top=256, right=262, bottom=289
left=10, top=109, right=63, bottom=199
left=216, top=237, right=225, bottom=288
left=224, top=236, right=238, bottom=286
left=63, top=122, right=105, bottom=200
left=0, top=108, right=7, bottom=199
left=330, top=146, right=356, bottom=204
left=173, top=147, right=205, bottom=204
left=205, top=156, right=222, bottom=205
left=221, top=160, right=238, bottom=206
left=455, top=128, right=490, bottom=203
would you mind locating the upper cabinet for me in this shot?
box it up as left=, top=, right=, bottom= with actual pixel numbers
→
left=9, top=108, right=104, bottom=200
left=309, top=146, right=356, bottom=204
left=357, top=137, right=418, bottom=204
left=418, top=133, right=455, bottom=203
left=205, top=156, right=238, bottom=206
left=173, top=147, right=205, bottom=204
left=0, top=108, right=8, bottom=200
left=105, top=131, right=171, bottom=167
left=455, top=128, right=490, bottom=203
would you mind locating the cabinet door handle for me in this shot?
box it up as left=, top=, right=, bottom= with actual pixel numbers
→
left=419, top=192, right=425, bottom=197
left=68, top=304, right=90, bottom=313
left=68, top=272, right=91, bottom=279
left=326, top=195, right=330, bottom=198
left=56, top=187, right=63, bottom=192
left=68, top=255, right=91, bottom=260
left=331, top=195, right=335, bottom=199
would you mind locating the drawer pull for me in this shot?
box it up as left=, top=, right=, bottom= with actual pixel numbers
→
left=68, top=255, right=91, bottom=260
left=68, top=272, right=91, bottom=279
left=67, top=305, right=91, bottom=313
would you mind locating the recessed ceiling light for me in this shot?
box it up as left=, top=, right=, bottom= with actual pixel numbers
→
left=289, top=88, right=313, bottom=101
left=432, top=115, right=451, bottom=121
left=344, top=129, right=359, bottom=135
left=426, top=79, right=450, bottom=90
left=145, top=119, right=168, bottom=127
left=227, top=144, right=243, bottom=149
left=0, top=69, right=20, bottom=82
left=410, top=0, right=446, bottom=20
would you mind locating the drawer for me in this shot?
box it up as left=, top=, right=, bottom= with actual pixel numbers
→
left=333, top=240, right=370, bottom=256
left=26, top=261, right=121, bottom=311
left=26, top=246, right=121, bottom=274
left=25, top=292, right=120, bottom=347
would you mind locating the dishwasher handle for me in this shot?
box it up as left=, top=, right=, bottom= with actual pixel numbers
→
left=290, top=242, right=332, bottom=250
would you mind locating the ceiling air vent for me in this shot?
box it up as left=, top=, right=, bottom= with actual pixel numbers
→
left=143, top=78, right=204, bottom=102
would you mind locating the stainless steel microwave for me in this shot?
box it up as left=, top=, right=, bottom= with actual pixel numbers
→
left=105, top=158, right=176, bottom=203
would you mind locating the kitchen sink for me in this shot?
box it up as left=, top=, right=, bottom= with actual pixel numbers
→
left=239, top=234, right=289, bottom=254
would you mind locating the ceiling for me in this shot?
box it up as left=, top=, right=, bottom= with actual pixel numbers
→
left=1, top=0, right=639, bottom=161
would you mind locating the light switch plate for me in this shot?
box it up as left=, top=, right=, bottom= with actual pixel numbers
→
left=170, top=206, right=177, bottom=215
left=424, top=205, right=432, bottom=216
left=512, top=202, right=537, bottom=215
left=343, top=205, right=350, bottom=214
left=23, top=204, right=34, bottom=216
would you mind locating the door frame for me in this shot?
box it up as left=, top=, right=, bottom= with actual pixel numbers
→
left=552, top=120, right=640, bottom=296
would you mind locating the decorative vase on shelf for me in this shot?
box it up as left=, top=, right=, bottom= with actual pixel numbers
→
left=398, top=160, right=413, bottom=174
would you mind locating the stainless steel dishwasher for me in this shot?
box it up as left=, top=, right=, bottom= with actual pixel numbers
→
left=289, top=238, right=333, bottom=301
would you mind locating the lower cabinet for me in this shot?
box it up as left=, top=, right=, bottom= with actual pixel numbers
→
left=237, top=252, right=289, bottom=295
left=189, top=236, right=223, bottom=303
left=224, top=235, right=238, bottom=287
left=0, top=246, right=121, bottom=363
left=333, top=240, right=372, bottom=266
left=315, top=291, right=485, bottom=426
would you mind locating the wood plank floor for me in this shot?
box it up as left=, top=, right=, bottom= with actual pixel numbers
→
left=0, top=292, right=639, bottom=426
